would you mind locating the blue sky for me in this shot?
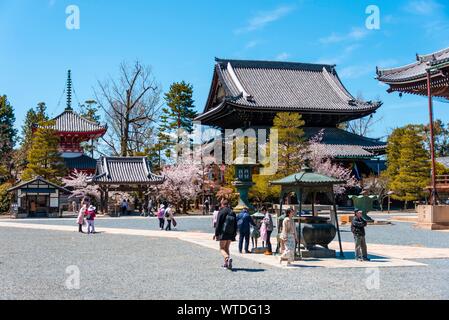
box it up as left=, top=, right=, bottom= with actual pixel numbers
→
left=1, top=0, right=449, bottom=139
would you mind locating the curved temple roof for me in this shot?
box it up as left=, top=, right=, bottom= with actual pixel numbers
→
left=377, top=47, right=449, bottom=83
left=48, top=108, right=107, bottom=134
left=90, top=157, right=164, bottom=185
left=198, top=58, right=381, bottom=118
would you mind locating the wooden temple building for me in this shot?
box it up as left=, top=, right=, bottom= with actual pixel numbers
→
left=38, top=70, right=107, bottom=174
left=196, top=58, right=387, bottom=177
left=377, top=47, right=449, bottom=204
left=90, top=157, right=164, bottom=214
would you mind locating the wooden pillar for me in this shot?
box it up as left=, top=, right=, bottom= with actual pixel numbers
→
left=427, top=69, right=438, bottom=205
left=104, top=187, right=109, bottom=215
left=330, top=189, right=344, bottom=258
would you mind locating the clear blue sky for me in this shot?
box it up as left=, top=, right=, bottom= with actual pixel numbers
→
left=1, top=0, right=449, bottom=140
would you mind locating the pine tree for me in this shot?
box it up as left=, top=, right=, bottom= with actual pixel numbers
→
left=272, top=112, right=306, bottom=177
left=158, top=81, right=197, bottom=159
left=17, top=103, right=49, bottom=171
left=386, top=126, right=430, bottom=206
left=0, top=95, right=17, bottom=181
left=22, top=120, right=66, bottom=183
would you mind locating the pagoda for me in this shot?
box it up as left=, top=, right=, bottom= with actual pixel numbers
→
left=42, top=70, right=107, bottom=174
left=195, top=58, right=386, bottom=176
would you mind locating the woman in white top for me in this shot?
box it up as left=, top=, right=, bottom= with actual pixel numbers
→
left=279, top=208, right=299, bottom=266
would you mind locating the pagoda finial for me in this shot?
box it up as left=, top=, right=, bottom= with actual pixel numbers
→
left=66, top=70, right=73, bottom=111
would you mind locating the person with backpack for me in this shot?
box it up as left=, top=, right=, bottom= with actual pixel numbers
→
left=157, top=204, right=165, bottom=230
left=352, top=209, right=370, bottom=262
left=214, top=199, right=237, bottom=269
left=85, top=205, right=97, bottom=234
left=237, top=207, right=256, bottom=254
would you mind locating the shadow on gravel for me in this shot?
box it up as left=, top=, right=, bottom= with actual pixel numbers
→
left=230, top=268, right=266, bottom=273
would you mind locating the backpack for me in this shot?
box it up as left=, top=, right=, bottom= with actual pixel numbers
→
left=164, top=208, right=170, bottom=218
left=222, top=211, right=236, bottom=235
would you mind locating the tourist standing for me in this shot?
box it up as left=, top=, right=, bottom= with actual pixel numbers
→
left=165, top=205, right=173, bottom=231
left=279, top=208, right=299, bottom=265
left=85, top=205, right=97, bottom=234
left=121, top=199, right=127, bottom=217
left=157, top=204, right=166, bottom=230
left=212, top=205, right=220, bottom=228
left=76, top=201, right=87, bottom=233
left=148, top=199, right=154, bottom=216
left=237, top=207, right=256, bottom=254
left=261, top=207, right=274, bottom=255
left=204, top=199, right=210, bottom=215
left=214, top=199, right=237, bottom=269
left=351, top=209, right=370, bottom=262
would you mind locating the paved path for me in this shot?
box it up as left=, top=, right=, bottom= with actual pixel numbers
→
left=3, top=221, right=449, bottom=269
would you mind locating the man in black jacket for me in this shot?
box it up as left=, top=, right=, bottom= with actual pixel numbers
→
left=351, top=209, right=370, bottom=262
left=214, top=199, right=237, bottom=269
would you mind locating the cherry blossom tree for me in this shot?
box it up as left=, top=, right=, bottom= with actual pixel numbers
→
left=308, top=130, right=359, bottom=194
left=62, top=170, right=100, bottom=201
left=156, top=159, right=203, bottom=213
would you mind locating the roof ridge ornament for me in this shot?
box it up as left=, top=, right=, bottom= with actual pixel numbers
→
left=65, top=70, right=73, bottom=111
left=226, top=62, right=254, bottom=102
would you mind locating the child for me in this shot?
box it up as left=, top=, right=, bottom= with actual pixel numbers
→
left=85, top=205, right=96, bottom=234
left=250, top=219, right=261, bottom=252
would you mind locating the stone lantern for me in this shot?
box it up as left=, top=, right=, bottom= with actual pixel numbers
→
left=232, top=156, right=258, bottom=212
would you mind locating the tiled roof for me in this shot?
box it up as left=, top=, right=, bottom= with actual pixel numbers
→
left=63, top=155, right=98, bottom=170
left=304, top=127, right=386, bottom=158
left=437, top=157, right=449, bottom=169
left=211, top=58, right=380, bottom=112
left=48, top=109, right=107, bottom=133
left=91, top=157, right=164, bottom=184
left=377, top=47, right=449, bottom=83
left=8, top=176, right=71, bottom=193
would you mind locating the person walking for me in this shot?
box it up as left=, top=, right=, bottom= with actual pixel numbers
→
left=76, top=201, right=87, bottom=233
left=157, top=204, right=165, bottom=230
left=261, top=207, right=274, bottom=255
left=214, top=199, right=237, bottom=270
left=351, top=209, right=370, bottom=262
left=237, top=207, right=256, bottom=254
left=279, top=208, right=299, bottom=265
left=85, top=205, right=97, bottom=234
left=165, top=205, right=173, bottom=231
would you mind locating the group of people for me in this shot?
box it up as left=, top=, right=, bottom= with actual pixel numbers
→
left=156, top=202, right=176, bottom=231
left=213, top=201, right=274, bottom=270
left=76, top=198, right=97, bottom=234
left=213, top=200, right=370, bottom=269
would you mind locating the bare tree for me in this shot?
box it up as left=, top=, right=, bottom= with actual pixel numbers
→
left=346, top=93, right=383, bottom=137
left=95, top=61, right=161, bottom=156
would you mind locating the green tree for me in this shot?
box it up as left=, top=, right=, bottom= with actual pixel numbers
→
left=0, top=182, right=12, bottom=213
left=386, top=126, right=430, bottom=207
left=0, top=95, right=17, bottom=181
left=272, top=112, right=306, bottom=177
left=17, top=102, right=49, bottom=171
left=79, top=100, right=101, bottom=156
left=22, top=120, right=66, bottom=183
left=159, top=81, right=197, bottom=159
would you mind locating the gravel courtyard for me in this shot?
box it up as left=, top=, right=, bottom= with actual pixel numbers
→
left=1, top=221, right=449, bottom=300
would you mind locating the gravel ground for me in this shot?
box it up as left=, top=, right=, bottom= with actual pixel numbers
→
left=4, top=215, right=449, bottom=249
left=1, top=227, right=449, bottom=300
